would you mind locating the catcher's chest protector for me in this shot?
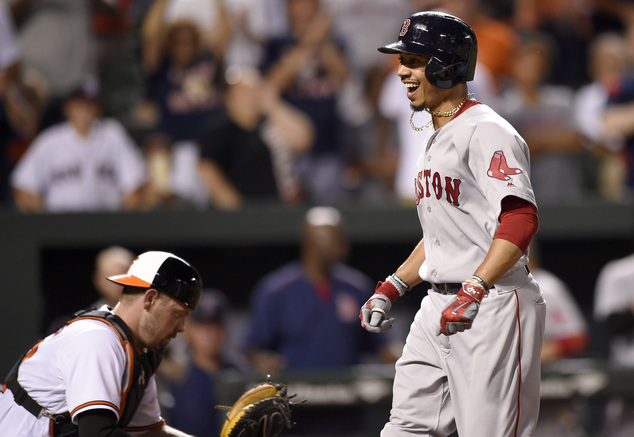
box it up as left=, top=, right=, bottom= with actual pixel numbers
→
left=3, top=309, right=162, bottom=436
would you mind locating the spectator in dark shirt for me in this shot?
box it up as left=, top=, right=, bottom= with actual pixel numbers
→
left=197, top=65, right=313, bottom=209
left=244, top=206, right=398, bottom=374
left=260, top=0, right=349, bottom=204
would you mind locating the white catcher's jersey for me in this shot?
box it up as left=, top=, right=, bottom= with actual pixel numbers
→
left=0, top=308, right=163, bottom=436
left=415, top=100, right=537, bottom=284
left=11, top=119, right=148, bottom=212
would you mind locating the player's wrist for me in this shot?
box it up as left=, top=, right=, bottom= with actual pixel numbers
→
left=386, top=273, right=411, bottom=296
left=376, top=280, right=400, bottom=303
left=461, top=275, right=489, bottom=302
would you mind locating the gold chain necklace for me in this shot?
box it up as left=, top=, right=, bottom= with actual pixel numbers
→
left=426, top=95, right=468, bottom=117
left=409, top=95, right=469, bottom=132
left=410, top=112, right=433, bottom=132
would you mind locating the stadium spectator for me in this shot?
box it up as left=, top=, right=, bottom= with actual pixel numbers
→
left=157, top=289, right=247, bottom=437
left=8, top=0, right=100, bottom=128
left=593, top=247, right=634, bottom=437
left=137, top=0, right=229, bottom=206
left=10, top=78, right=148, bottom=212
left=244, top=206, right=399, bottom=435
left=46, top=245, right=136, bottom=334
left=197, top=65, right=314, bottom=209
left=600, top=19, right=634, bottom=198
left=530, top=239, right=590, bottom=437
left=0, top=1, right=41, bottom=207
left=573, top=32, right=630, bottom=200
left=244, top=206, right=397, bottom=374
left=499, top=32, right=592, bottom=202
left=528, top=241, right=589, bottom=364
left=260, top=0, right=349, bottom=204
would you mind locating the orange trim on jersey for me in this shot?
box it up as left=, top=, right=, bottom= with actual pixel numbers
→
left=22, top=338, right=46, bottom=362
left=107, top=274, right=152, bottom=288
left=71, top=400, right=120, bottom=417
left=67, top=316, right=136, bottom=419
left=69, top=316, right=126, bottom=342
left=119, top=340, right=135, bottom=415
left=126, top=418, right=166, bottom=432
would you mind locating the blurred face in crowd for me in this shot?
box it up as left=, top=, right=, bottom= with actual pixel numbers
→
left=287, top=0, right=320, bottom=34
left=186, top=319, right=225, bottom=359
left=64, top=96, right=100, bottom=135
left=302, top=207, right=349, bottom=267
left=93, top=250, right=134, bottom=308
left=511, top=40, right=552, bottom=90
left=305, top=223, right=349, bottom=265
left=166, top=21, right=202, bottom=67
left=589, top=34, right=627, bottom=83
left=225, top=66, right=262, bottom=124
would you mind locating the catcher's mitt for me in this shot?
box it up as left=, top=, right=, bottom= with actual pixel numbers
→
left=218, top=379, right=293, bottom=437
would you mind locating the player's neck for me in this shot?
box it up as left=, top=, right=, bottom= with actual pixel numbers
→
left=428, top=87, right=469, bottom=129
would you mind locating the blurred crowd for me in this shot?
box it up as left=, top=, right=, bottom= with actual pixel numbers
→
left=4, top=0, right=634, bottom=213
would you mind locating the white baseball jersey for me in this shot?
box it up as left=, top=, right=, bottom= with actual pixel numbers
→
left=382, top=99, right=546, bottom=437
left=534, top=268, right=588, bottom=345
left=11, top=119, right=147, bottom=212
left=594, top=252, right=634, bottom=365
left=416, top=99, right=536, bottom=284
left=378, top=66, right=500, bottom=202
left=0, top=308, right=163, bottom=436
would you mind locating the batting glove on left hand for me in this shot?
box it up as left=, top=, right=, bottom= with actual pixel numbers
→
left=360, top=280, right=400, bottom=333
left=438, top=277, right=488, bottom=336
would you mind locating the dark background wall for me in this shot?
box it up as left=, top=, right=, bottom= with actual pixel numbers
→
left=2, top=199, right=633, bottom=377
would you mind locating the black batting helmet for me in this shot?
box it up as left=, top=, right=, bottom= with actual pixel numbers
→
left=108, top=251, right=203, bottom=310
left=378, top=11, right=477, bottom=89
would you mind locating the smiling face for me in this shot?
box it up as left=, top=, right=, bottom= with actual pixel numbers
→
left=397, top=53, right=436, bottom=112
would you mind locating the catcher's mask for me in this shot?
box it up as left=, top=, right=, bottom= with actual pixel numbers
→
left=378, top=11, right=477, bottom=89
left=108, top=251, right=202, bottom=310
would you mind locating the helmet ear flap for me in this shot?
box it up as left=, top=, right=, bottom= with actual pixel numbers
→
left=425, top=56, right=460, bottom=89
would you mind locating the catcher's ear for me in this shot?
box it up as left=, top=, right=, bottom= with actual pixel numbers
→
left=143, top=289, right=160, bottom=309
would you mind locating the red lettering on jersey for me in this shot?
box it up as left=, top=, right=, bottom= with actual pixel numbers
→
left=432, top=172, right=442, bottom=199
left=423, top=170, right=431, bottom=197
left=399, top=19, right=411, bottom=36
left=415, top=172, right=425, bottom=205
left=414, top=170, right=462, bottom=206
left=445, top=177, right=461, bottom=205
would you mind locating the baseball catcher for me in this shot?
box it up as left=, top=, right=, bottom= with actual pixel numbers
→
left=218, top=379, right=293, bottom=437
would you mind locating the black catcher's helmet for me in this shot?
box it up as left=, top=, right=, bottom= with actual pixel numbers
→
left=378, top=11, right=477, bottom=89
left=108, top=251, right=203, bottom=310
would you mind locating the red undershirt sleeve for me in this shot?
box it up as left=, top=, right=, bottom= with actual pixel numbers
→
left=494, top=196, right=539, bottom=253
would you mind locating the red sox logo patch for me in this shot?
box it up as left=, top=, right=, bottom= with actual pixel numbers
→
left=399, top=19, right=411, bottom=36
left=487, top=150, right=522, bottom=182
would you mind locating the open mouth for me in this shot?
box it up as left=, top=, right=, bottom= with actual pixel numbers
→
left=404, top=82, right=420, bottom=99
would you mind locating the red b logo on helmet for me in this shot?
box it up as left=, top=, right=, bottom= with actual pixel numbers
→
left=399, top=19, right=411, bottom=36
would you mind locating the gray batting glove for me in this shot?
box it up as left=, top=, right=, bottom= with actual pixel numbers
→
left=359, top=281, right=399, bottom=333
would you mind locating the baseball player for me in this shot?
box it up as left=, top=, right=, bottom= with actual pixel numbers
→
left=360, top=12, right=545, bottom=437
left=0, top=251, right=202, bottom=437
left=10, top=79, right=148, bottom=212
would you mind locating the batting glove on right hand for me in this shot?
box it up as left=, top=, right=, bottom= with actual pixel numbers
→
left=360, top=280, right=400, bottom=333
left=438, top=277, right=488, bottom=336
